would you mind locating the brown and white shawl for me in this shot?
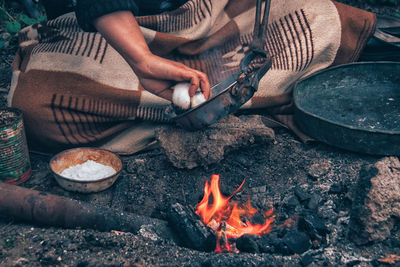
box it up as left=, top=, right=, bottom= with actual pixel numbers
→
left=8, top=0, right=375, bottom=153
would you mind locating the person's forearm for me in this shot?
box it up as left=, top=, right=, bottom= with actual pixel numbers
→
left=92, top=10, right=211, bottom=100
left=93, top=11, right=151, bottom=69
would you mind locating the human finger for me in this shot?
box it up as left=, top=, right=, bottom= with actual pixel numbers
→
left=194, top=70, right=211, bottom=99
left=188, top=74, right=200, bottom=97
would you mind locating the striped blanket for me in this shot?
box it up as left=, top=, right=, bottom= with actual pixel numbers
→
left=8, top=0, right=375, bottom=154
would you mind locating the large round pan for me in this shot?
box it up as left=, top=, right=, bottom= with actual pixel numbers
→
left=293, top=62, right=400, bottom=155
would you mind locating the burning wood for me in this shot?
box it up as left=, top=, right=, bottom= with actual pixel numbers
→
left=167, top=174, right=275, bottom=253
left=195, top=174, right=275, bottom=252
left=168, top=203, right=216, bottom=251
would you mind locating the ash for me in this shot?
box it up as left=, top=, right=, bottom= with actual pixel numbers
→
left=2, top=129, right=399, bottom=266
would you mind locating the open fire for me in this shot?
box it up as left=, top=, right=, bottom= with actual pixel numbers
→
left=195, top=174, right=275, bottom=252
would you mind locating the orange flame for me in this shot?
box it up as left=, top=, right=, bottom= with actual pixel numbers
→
left=195, top=174, right=274, bottom=252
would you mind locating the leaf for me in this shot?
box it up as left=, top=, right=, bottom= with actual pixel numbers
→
left=37, top=15, right=47, bottom=22
left=378, top=254, right=400, bottom=264
left=18, top=13, right=37, bottom=26
left=0, top=7, right=8, bottom=20
left=6, top=21, right=21, bottom=34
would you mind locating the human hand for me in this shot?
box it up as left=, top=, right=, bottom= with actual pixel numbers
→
left=131, top=53, right=210, bottom=101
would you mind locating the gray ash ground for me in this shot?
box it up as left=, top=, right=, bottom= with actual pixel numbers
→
left=2, top=132, right=399, bottom=266
left=1, top=1, right=400, bottom=266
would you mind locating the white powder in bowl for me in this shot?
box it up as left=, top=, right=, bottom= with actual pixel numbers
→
left=60, top=160, right=116, bottom=180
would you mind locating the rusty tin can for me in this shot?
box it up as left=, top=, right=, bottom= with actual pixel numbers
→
left=0, top=108, right=31, bottom=184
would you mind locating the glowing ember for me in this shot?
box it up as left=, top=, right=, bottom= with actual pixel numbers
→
left=195, top=174, right=274, bottom=252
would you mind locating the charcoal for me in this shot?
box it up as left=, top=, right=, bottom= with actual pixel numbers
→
left=306, top=194, right=321, bottom=211
left=284, top=196, right=301, bottom=212
left=282, top=230, right=311, bottom=254
left=300, top=251, right=330, bottom=267
left=334, top=194, right=353, bottom=212
left=168, top=203, right=216, bottom=251
left=276, top=223, right=290, bottom=238
left=301, top=253, right=314, bottom=266
left=294, top=186, right=311, bottom=202
left=235, top=234, right=260, bottom=253
left=257, top=235, right=275, bottom=254
left=258, top=232, right=290, bottom=255
left=249, top=212, right=266, bottom=225
left=328, top=182, right=347, bottom=194
left=298, top=214, right=329, bottom=239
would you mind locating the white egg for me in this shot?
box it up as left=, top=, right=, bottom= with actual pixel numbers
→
left=191, top=91, right=206, bottom=108
left=172, top=82, right=207, bottom=110
left=172, top=82, right=191, bottom=110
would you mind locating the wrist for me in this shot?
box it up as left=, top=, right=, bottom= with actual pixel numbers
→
left=126, top=50, right=155, bottom=75
left=125, top=49, right=153, bottom=66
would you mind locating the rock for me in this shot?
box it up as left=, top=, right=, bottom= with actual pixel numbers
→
left=307, top=160, right=331, bottom=179
left=282, top=230, right=312, bottom=254
left=12, top=257, right=29, bottom=267
left=138, top=224, right=161, bottom=242
left=348, top=157, right=400, bottom=245
left=155, top=115, right=274, bottom=169
left=235, top=234, right=260, bottom=253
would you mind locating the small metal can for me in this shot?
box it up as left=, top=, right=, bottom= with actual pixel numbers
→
left=0, top=108, right=31, bottom=184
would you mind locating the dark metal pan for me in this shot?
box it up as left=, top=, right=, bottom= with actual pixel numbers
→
left=293, top=62, right=400, bottom=155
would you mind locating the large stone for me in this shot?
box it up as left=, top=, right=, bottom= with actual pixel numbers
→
left=155, top=115, right=275, bottom=169
left=348, top=157, right=400, bottom=245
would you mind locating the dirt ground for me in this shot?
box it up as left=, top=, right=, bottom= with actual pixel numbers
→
left=1, top=1, right=400, bottom=266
